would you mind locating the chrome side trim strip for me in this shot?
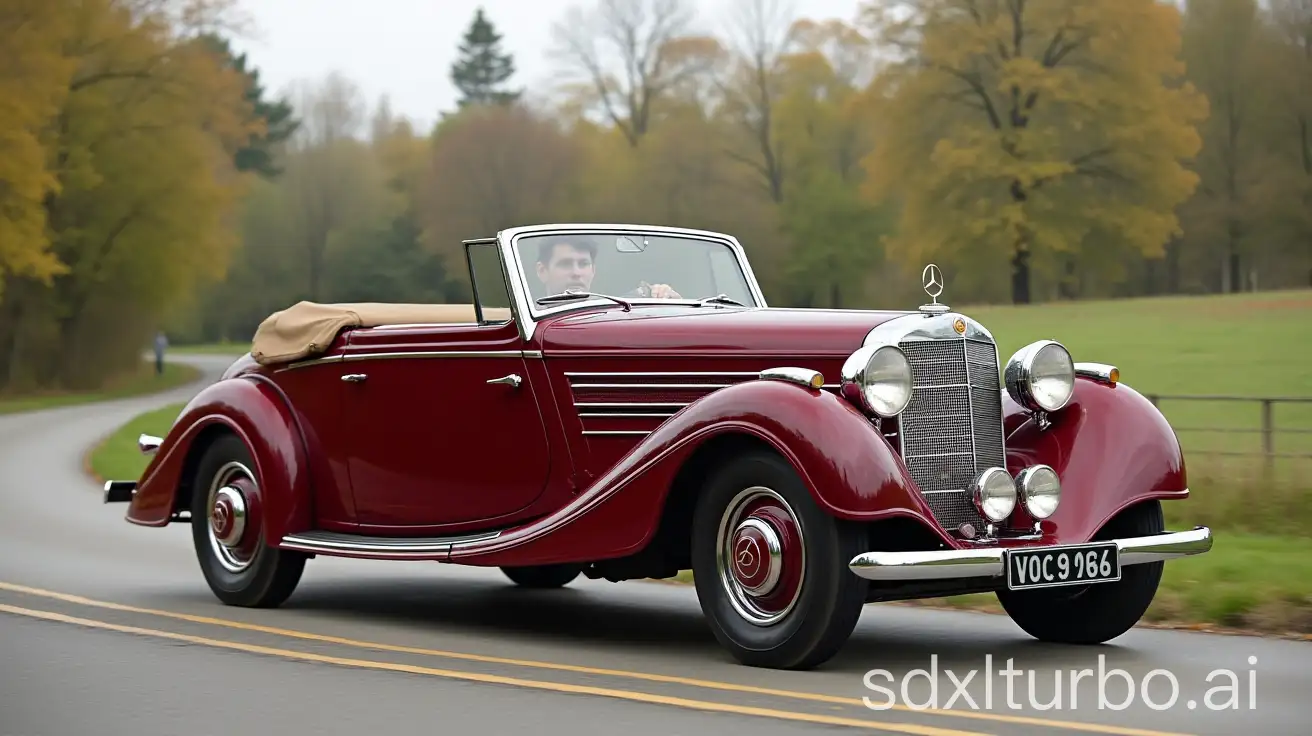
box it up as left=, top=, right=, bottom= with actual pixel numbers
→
left=280, top=530, right=503, bottom=557
left=579, top=413, right=677, bottom=418
left=847, top=526, right=1213, bottom=581
left=574, top=402, right=689, bottom=409
left=342, top=350, right=531, bottom=361
left=276, top=349, right=539, bottom=372
left=571, top=383, right=734, bottom=389
left=564, top=371, right=761, bottom=377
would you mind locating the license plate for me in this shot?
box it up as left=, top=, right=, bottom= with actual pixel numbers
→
left=1004, top=542, right=1120, bottom=590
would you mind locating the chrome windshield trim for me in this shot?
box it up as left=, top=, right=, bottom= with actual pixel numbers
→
left=495, top=223, right=770, bottom=341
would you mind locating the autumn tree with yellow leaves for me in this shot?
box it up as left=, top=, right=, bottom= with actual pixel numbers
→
left=0, top=0, right=276, bottom=390
left=858, top=0, right=1209, bottom=303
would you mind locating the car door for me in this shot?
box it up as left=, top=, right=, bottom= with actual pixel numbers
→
left=338, top=319, right=553, bottom=529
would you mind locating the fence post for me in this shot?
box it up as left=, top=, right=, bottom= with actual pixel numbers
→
left=1261, top=399, right=1274, bottom=478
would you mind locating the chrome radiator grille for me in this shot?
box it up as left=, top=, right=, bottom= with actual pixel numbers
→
left=897, top=338, right=1006, bottom=531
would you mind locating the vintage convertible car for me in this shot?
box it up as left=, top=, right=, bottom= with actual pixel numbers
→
left=105, top=223, right=1213, bottom=670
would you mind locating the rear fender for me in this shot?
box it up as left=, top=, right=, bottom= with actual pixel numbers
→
left=126, top=376, right=313, bottom=542
left=1003, top=376, right=1189, bottom=543
left=450, top=378, right=947, bottom=566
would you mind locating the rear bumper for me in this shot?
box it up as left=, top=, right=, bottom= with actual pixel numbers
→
left=848, top=526, right=1212, bottom=581
left=103, top=480, right=136, bottom=503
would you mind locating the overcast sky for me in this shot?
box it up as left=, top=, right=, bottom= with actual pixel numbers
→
left=229, top=0, right=867, bottom=129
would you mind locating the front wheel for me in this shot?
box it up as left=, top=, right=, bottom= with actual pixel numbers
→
left=190, top=433, right=306, bottom=608
left=996, top=500, right=1165, bottom=644
left=691, top=450, right=868, bottom=670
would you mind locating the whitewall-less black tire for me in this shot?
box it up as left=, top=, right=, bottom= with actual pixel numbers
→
left=996, top=500, right=1165, bottom=644
left=691, top=449, right=868, bottom=669
left=190, top=433, right=306, bottom=608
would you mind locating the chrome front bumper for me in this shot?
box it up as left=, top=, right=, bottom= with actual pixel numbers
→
left=848, top=527, right=1212, bottom=581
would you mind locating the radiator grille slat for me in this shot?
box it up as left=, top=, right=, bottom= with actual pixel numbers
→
left=898, top=338, right=1006, bottom=531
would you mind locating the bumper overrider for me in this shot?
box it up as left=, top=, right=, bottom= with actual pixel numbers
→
left=848, top=527, right=1213, bottom=584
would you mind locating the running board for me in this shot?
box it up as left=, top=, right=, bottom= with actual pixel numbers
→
left=279, top=529, right=503, bottom=559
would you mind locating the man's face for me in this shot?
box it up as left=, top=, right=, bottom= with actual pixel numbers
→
left=536, top=243, right=595, bottom=294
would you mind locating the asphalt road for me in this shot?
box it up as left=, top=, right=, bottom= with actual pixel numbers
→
left=1, top=353, right=1307, bottom=736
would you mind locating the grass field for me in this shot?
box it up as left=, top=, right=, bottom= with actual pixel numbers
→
left=86, top=402, right=186, bottom=484
left=0, top=360, right=200, bottom=416
left=962, top=288, right=1312, bottom=536
left=114, top=290, right=1310, bottom=635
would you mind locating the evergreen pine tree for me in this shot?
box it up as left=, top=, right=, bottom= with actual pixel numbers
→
left=449, top=8, right=521, bottom=107
left=200, top=33, right=299, bottom=179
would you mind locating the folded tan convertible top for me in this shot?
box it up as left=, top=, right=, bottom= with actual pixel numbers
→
left=251, top=301, right=512, bottom=365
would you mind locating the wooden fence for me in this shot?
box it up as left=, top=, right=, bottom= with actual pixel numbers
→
left=1142, top=394, right=1312, bottom=475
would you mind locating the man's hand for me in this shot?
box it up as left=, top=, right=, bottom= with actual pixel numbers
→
left=647, top=283, right=681, bottom=299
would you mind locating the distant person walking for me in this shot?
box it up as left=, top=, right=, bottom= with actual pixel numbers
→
left=153, top=331, right=168, bottom=375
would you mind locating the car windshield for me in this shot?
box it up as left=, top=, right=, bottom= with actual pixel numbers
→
left=511, top=231, right=759, bottom=312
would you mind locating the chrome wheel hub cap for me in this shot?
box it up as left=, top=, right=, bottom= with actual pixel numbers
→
left=210, top=485, right=247, bottom=547
left=729, top=518, right=782, bottom=596
left=716, top=486, right=805, bottom=627
left=206, top=461, right=258, bottom=574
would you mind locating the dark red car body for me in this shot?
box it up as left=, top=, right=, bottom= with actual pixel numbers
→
left=125, top=306, right=1189, bottom=557
left=110, top=223, right=1211, bottom=669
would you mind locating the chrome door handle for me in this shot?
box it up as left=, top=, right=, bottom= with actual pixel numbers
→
left=487, top=373, right=522, bottom=388
left=341, top=373, right=367, bottom=383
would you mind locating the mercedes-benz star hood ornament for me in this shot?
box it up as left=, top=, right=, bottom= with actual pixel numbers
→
left=919, top=263, right=949, bottom=314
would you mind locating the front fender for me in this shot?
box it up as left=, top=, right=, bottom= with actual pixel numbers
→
left=450, top=378, right=945, bottom=566
left=126, top=376, right=313, bottom=543
left=1003, top=376, right=1189, bottom=544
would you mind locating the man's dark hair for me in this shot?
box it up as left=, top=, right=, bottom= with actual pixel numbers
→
left=537, top=239, right=597, bottom=265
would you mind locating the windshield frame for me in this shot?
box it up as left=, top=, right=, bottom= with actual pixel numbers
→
left=496, top=223, right=768, bottom=339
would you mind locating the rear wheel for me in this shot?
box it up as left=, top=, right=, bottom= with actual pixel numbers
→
left=691, top=449, right=868, bottom=669
left=500, top=564, right=581, bottom=588
left=996, top=500, right=1165, bottom=644
left=190, top=433, right=306, bottom=607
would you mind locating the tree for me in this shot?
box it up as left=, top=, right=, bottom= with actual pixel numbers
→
left=1265, top=0, right=1312, bottom=263
left=858, top=0, right=1208, bottom=304
left=550, top=0, right=722, bottom=147
left=1176, top=0, right=1290, bottom=292
left=0, top=0, right=76, bottom=302
left=450, top=8, right=520, bottom=107
left=200, top=33, right=300, bottom=178
left=420, top=104, right=581, bottom=277
left=281, top=73, right=377, bottom=302
left=0, top=0, right=259, bottom=390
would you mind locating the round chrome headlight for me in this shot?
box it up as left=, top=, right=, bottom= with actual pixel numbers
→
left=840, top=344, right=912, bottom=417
left=1016, top=465, right=1061, bottom=519
left=970, top=467, right=1017, bottom=522
left=1004, top=340, right=1075, bottom=413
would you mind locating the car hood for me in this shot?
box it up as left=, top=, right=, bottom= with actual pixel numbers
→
left=538, top=306, right=916, bottom=358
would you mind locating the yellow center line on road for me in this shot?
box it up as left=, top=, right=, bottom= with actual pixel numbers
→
left=0, top=602, right=986, bottom=736
left=0, top=580, right=1194, bottom=736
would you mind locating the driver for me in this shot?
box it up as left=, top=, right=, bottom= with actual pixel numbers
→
left=535, top=239, right=681, bottom=299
